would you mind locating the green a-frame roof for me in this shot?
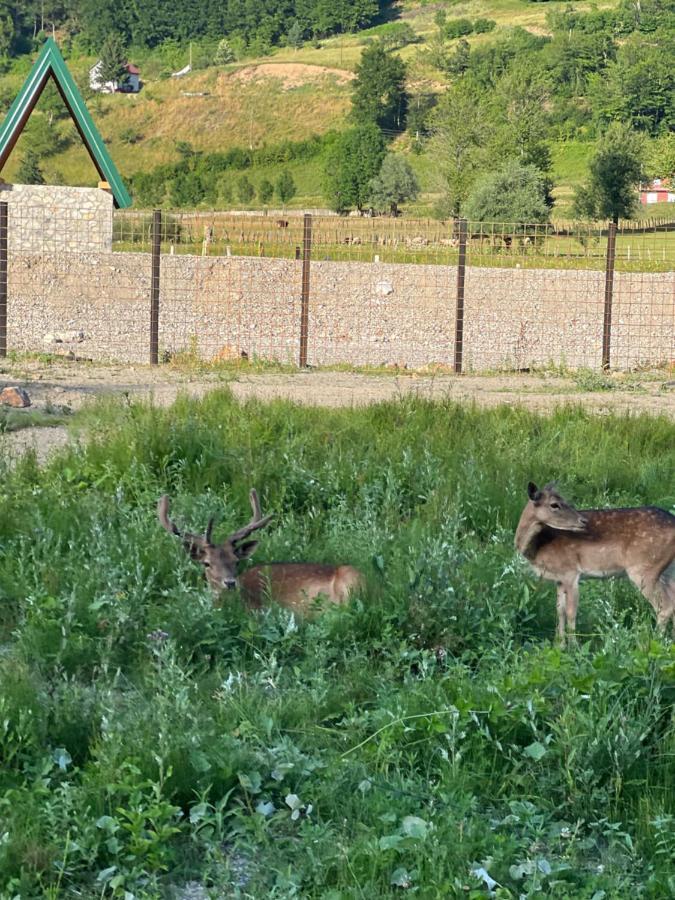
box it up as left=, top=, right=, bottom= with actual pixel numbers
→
left=0, top=38, right=131, bottom=208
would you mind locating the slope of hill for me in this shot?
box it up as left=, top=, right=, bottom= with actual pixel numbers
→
left=0, top=0, right=646, bottom=218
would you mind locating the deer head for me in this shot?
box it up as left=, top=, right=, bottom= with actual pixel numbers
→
left=158, top=490, right=273, bottom=594
left=526, top=482, right=588, bottom=532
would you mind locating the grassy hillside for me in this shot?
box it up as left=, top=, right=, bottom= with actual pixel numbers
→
left=0, top=0, right=641, bottom=217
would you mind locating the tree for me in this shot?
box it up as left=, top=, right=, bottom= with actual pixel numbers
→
left=351, top=43, right=407, bottom=132
left=258, top=178, right=274, bottom=204
left=275, top=170, right=297, bottom=204
left=422, top=32, right=449, bottom=70
left=39, top=80, right=68, bottom=126
left=98, top=32, right=128, bottom=88
left=24, top=114, right=66, bottom=157
left=407, top=92, right=436, bottom=151
left=0, top=2, right=17, bottom=58
left=287, top=21, right=303, bottom=50
left=323, top=125, right=386, bottom=212
left=573, top=122, right=645, bottom=223
left=587, top=34, right=675, bottom=135
left=445, top=38, right=470, bottom=76
left=647, top=131, right=675, bottom=180
left=214, top=38, right=234, bottom=65
left=486, top=65, right=552, bottom=174
left=428, top=80, right=489, bottom=217
left=17, top=149, right=45, bottom=185
left=170, top=172, right=204, bottom=207
left=236, top=174, right=255, bottom=204
left=368, top=153, right=420, bottom=216
left=463, top=160, right=552, bottom=226
left=380, top=23, right=417, bottom=50
left=218, top=177, right=233, bottom=204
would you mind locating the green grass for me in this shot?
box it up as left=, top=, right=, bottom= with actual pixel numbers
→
left=0, top=389, right=673, bottom=897
left=0, top=404, right=71, bottom=433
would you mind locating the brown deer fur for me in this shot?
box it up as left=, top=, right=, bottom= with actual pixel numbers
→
left=158, top=490, right=364, bottom=614
left=515, top=482, right=675, bottom=643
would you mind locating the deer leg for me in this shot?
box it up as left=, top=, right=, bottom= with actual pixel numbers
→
left=555, top=583, right=567, bottom=644
left=564, top=578, right=580, bottom=645
left=657, top=567, right=675, bottom=635
left=627, top=565, right=673, bottom=632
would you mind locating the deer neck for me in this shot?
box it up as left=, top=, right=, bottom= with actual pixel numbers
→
left=515, top=509, right=546, bottom=561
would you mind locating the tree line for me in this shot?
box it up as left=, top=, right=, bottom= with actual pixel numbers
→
left=0, top=0, right=381, bottom=58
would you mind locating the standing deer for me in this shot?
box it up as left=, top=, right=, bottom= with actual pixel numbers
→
left=515, top=482, right=675, bottom=644
left=158, top=489, right=364, bottom=614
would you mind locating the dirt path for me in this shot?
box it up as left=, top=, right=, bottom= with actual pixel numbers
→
left=1, top=360, right=673, bottom=464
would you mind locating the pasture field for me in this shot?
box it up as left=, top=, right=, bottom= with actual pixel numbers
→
left=0, top=389, right=674, bottom=897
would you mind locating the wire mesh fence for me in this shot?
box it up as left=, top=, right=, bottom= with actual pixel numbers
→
left=1, top=202, right=673, bottom=372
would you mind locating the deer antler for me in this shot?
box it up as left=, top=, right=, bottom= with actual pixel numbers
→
left=158, top=495, right=182, bottom=537
left=158, top=495, right=211, bottom=557
left=226, top=488, right=273, bottom=545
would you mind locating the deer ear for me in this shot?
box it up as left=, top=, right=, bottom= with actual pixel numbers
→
left=185, top=538, right=208, bottom=562
left=234, top=540, right=258, bottom=560
left=527, top=482, right=541, bottom=501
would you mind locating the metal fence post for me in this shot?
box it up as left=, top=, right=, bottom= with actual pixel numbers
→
left=0, top=202, right=7, bottom=358
left=454, top=218, right=468, bottom=373
left=602, top=221, right=617, bottom=370
left=299, top=213, right=312, bottom=367
left=150, top=208, right=161, bottom=365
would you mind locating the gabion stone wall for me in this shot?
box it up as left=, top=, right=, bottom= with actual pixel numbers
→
left=5, top=251, right=674, bottom=370
left=0, top=183, right=113, bottom=252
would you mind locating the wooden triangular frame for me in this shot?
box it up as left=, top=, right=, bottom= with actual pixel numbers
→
left=0, top=38, right=131, bottom=208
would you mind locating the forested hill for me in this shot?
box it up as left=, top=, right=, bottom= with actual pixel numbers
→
left=0, top=0, right=382, bottom=55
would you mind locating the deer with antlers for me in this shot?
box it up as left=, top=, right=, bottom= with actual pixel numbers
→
left=158, top=489, right=364, bottom=614
left=515, top=482, right=675, bottom=644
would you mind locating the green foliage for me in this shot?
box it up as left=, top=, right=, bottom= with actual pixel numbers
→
left=323, top=124, right=386, bottom=212
left=406, top=91, right=436, bottom=150
left=213, top=37, right=234, bottom=65
left=428, top=80, right=489, bottom=217
left=275, top=169, right=296, bottom=204
left=573, top=122, right=646, bottom=223
left=257, top=177, right=274, bottom=204
left=23, top=113, right=67, bottom=158
left=444, top=17, right=473, bottom=39
left=473, top=17, right=497, bottom=34
left=120, top=126, right=142, bottom=144
left=38, top=80, right=68, bottom=125
left=464, top=159, right=552, bottom=225
left=378, top=22, right=417, bottom=50
left=97, top=31, right=128, bottom=87
left=236, top=173, right=254, bottom=204
left=73, top=0, right=380, bottom=53
left=351, top=42, right=407, bottom=132
left=368, top=153, right=420, bottom=216
left=16, top=148, right=44, bottom=185
left=587, top=32, right=675, bottom=135
left=0, top=391, right=673, bottom=896
left=647, top=131, right=675, bottom=180
left=445, top=37, right=470, bottom=76
left=486, top=65, right=553, bottom=174
left=129, top=135, right=330, bottom=208
left=286, top=21, right=303, bottom=50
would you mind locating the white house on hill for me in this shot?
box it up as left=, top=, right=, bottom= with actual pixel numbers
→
left=89, top=61, right=140, bottom=94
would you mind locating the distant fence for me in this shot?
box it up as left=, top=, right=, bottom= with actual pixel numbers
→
left=1, top=204, right=673, bottom=372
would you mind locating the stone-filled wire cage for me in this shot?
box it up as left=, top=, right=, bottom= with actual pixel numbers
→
left=1, top=194, right=673, bottom=373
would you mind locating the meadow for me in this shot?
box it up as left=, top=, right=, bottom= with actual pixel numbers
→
left=0, top=389, right=674, bottom=897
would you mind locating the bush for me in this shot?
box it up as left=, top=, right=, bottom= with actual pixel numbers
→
left=463, top=160, right=552, bottom=226
left=236, top=174, right=255, bottom=204
left=473, top=17, right=496, bottom=34
left=445, top=18, right=474, bottom=39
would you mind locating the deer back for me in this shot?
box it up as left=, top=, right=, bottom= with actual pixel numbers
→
left=237, top=562, right=365, bottom=614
